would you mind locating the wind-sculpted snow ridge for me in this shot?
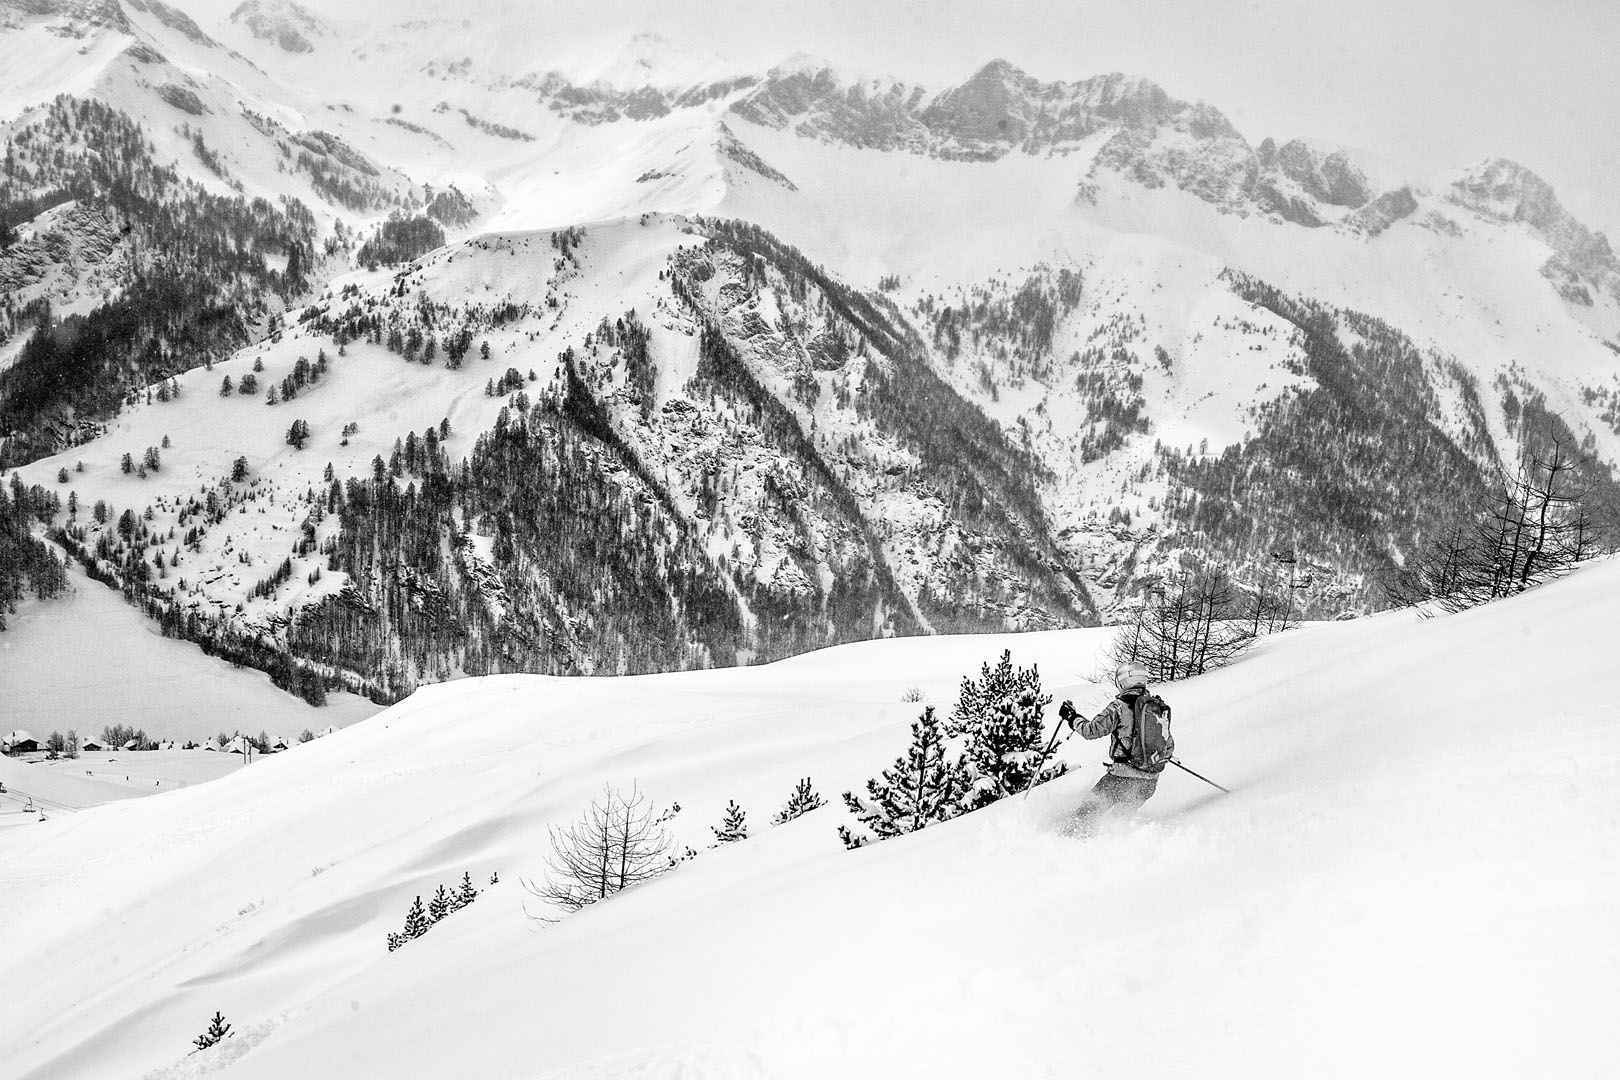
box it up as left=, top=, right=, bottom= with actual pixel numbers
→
left=2, top=555, right=1616, bottom=1079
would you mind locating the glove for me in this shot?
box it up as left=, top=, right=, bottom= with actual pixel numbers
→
left=1058, top=700, right=1077, bottom=725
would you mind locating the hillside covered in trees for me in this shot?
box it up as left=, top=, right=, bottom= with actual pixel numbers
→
left=1, top=3, right=1618, bottom=706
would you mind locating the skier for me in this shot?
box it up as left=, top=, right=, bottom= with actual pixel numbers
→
left=1057, top=665, right=1174, bottom=832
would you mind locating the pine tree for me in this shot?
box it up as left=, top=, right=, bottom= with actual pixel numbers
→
left=429, top=884, right=452, bottom=922
left=120, top=451, right=133, bottom=474
left=839, top=707, right=967, bottom=849
left=386, top=931, right=404, bottom=952
left=772, top=777, right=825, bottom=824
left=220, top=374, right=233, bottom=396
left=711, top=799, right=748, bottom=843
left=231, top=456, right=249, bottom=482
left=948, top=651, right=1053, bottom=807
left=192, top=1011, right=233, bottom=1051
left=453, top=871, right=478, bottom=908
left=402, top=895, right=431, bottom=939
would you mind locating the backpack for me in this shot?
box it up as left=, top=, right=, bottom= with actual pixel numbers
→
left=1114, top=693, right=1174, bottom=774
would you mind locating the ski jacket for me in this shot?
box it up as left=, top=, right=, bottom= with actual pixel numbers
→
left=1073, top=691, right=1159, bottom=779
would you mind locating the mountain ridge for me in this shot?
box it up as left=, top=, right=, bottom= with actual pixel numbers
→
left=2, top=3, right=1617, bottom=706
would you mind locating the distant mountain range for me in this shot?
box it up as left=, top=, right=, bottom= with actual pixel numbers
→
left=2, top=0, right=1617, bottom=701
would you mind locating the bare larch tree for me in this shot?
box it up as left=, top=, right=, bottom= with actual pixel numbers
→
left=526, top=784, right=673, bottom=912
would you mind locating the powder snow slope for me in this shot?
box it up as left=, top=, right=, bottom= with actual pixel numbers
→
left=2, top=559, right=1617, bottom=1079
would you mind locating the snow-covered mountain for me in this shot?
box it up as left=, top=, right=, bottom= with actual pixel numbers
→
left=2, top=0, right=1618, bottom=705
left=2, top=548, right=1616, bottom=1079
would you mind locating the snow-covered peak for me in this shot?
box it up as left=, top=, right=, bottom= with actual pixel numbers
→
left=228, top=0, right=327, bottom=54
left=1451, top=157, right=1571, bottom=229
left=1256, top=137, right=1374, bottom=209
left=0, top=0, right=131, bottom=33
left=552, top=31, right=732, bottom=92
left=766, top=51, right=837, bottom=79
left=1449, top=157, right=1619, bottom=293
left=122, top=0, right=219, bottom=48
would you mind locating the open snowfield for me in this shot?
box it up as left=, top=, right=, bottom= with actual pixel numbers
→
left=2, top=558, right=1617, bottom=1078
left=0, top=751, right=246, bottom=828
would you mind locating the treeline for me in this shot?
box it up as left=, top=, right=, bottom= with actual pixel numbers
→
left=356, top=213, right=446, bottom=268
left=0, top=475, right=68, bottom=630
left=1111, top=567, right=1271, bottom=682
left=923, top=267, right=1084, bottom=381
left=289, top=388, right=749, bottom=698
left=1386, top=436, right=1612, bottom=611
left=1161, top=273, right=1499, bottom=614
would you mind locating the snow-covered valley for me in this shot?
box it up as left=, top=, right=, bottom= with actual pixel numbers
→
left=3, top=555, right=1617, bottom=1078
left=2, top=8, right=1618, bottom=1075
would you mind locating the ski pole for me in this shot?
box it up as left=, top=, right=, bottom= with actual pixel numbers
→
left=1022, top=720, right=1069, bottom=800
left=1170, top=758, right=1230, bottom=794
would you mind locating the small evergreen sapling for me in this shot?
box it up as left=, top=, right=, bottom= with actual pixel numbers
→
left=453, top=872, right=479, bottom=909
left=711, top=800, right=748, bottom=843
left=839, top=706, right=967, bottom=849
left=772, top=777, right=825, bottom=824
left=386, top=931, right=404, bottom=952
left=429, top=884, right=452, bottom=922
left=402, top=895, right=431, bottom=939
left=192, top=1011, right=233, bottom=1051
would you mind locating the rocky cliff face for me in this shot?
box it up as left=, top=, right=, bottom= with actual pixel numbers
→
left=729, top=60, right=1382, bottom=228
left=0, top=202, right=129, bottom=310
left=0, top=0, right=130, bottom=32
left=228, top=0, right=325, bottom=54
left=1449, top=158, right=1620, bottom=304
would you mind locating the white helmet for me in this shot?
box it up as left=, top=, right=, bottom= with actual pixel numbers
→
left=1118, top=665, right=1150, bottom=691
